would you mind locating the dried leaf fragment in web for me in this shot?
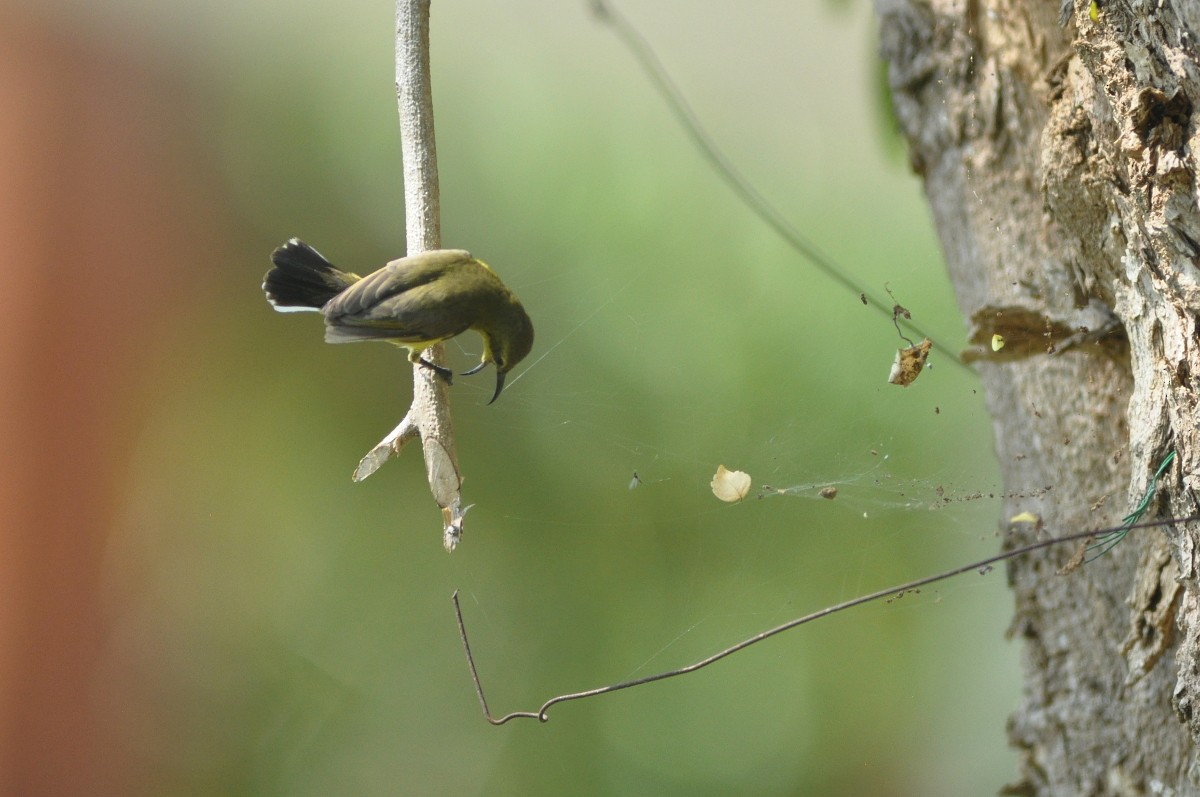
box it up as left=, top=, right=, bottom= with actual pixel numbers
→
left=711, top=465, right=751, bottom=502
left=887, top=338, right=932, bottom=387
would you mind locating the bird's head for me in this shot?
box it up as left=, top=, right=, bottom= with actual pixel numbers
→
left=466, top=302, right=535, bottom=404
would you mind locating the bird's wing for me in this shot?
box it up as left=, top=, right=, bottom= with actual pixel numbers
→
left=323, top=250, right=483, bottom=344
left=323, top=250, right=473, bottom=319
left=324, top=281, right=474, bottom=343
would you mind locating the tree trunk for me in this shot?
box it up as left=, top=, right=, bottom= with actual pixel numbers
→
left=876, top=0, right=1200, bottom=791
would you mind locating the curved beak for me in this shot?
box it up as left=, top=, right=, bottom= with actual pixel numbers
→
left=488, top=371, right=506, bottom=405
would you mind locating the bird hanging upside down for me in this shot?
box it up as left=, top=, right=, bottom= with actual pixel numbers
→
left=263, top=238, right=534, bottom=404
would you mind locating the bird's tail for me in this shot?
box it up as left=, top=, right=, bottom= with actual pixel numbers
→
left=263, top=238, right=361, bottom=312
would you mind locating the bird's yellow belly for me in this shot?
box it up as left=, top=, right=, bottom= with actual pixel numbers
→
left=386, top=337, right=446, bottom=353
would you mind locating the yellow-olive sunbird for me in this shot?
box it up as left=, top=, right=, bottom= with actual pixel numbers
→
left=263, top=238, right=534, bottom=404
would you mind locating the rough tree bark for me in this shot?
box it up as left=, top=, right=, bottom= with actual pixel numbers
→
left=876, top=0, right=1200, bottom=792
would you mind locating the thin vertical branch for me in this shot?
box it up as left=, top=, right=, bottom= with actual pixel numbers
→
left=352, top=0, right=467, bottom=552
left=396, top=0, right=440, bottom=253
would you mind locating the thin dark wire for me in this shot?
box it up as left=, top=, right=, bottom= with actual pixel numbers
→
left=455, top=515, right=1197, bottom=725
left=588, top=0, right=971, bottom=374
left=453, top=591, right=541, bottom=724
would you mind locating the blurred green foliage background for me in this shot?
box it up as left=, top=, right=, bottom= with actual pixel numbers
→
left=9, top=0, right=1019, bottom=794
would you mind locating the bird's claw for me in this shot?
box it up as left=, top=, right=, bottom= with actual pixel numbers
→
left=418, top=358, right=454, bottom=384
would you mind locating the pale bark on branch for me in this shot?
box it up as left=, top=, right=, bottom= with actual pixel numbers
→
left=354, top=0, right=467, bottom=552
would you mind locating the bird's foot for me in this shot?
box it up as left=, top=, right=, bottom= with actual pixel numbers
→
left=417, top=358, right=454, bottom=384
left=461, top=361, right=488, bottom=377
